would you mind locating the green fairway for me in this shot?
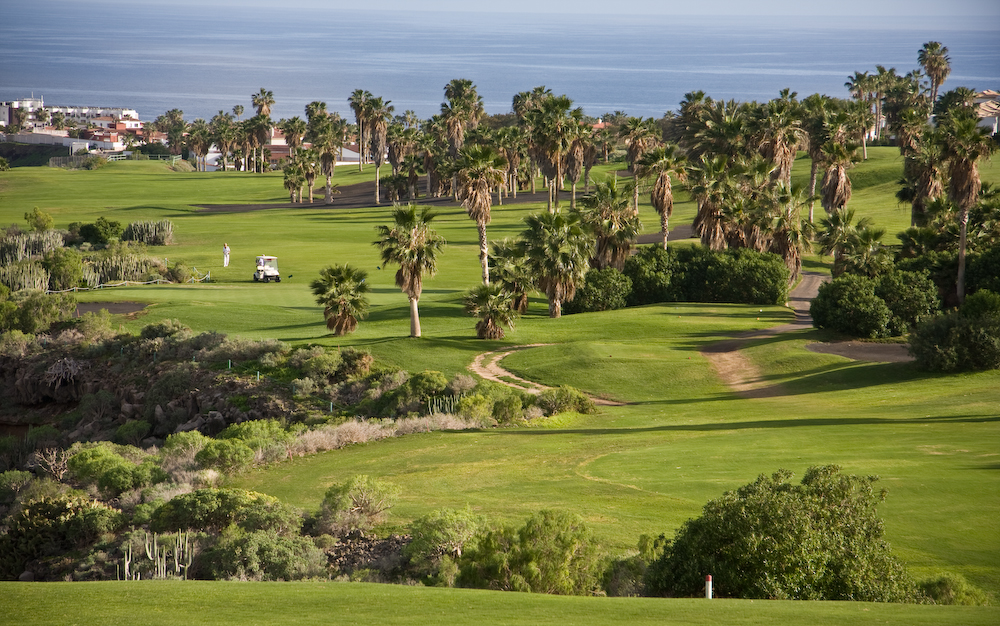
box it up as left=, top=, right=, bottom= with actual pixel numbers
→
left=1, top=581, right=997, bottom=626
left=1, top=154, right=998, bottom=617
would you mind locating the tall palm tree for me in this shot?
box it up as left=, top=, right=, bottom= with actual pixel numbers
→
left=282, top=160, right=304, bottom=202
left=278, top=116, right=307, bottom=158
left=637, top=144, right=687, bottom=248
left=187, top=119, right=211, bottom=171
left=918, top=41, right=951, bottom=105
left=767, top=184, right=812, bottom=283
left=251, top=88, right=275, bottom=117
left=819, top=141, right=859, bottom=214
left=210, top=110, right=236, bottom=172
left=373, top=207, right=446, bottom=337
left=817, top=207, right=876, bottom=276
left=900, top=133, right=945, bottom=227
left=574, top=177, right=642, bottom=271
left=464, top=283, right=518, bottom=339
left=294, top=148, right=320, bottom=203
left=939, top=114, right=996, bottom=302
left=456, top=144, right=508, bottom=285
left=366, top=96, right=394, bottom=205
left=519, top=210, right=592, bottom=318
left=801, top=93, right=836, bottom=221
left=754, top=95, right=805, bottom=188
left=306, top=105, right=347, bottom=204
left=525, top=94, right=583, bottom=212
left=687, top=154, right=731, bottom=250
left=232, top=104, right=244, bottom=121
left=310, top=264, right=370, bottom=336
left=348, top=89, right=373, bottom=171
left=619, top=116, right=660, bottom=213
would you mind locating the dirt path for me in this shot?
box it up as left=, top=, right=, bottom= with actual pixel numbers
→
left=468, top=344, right=625, bottom=406
left=701, top=271, right=913, bottom=398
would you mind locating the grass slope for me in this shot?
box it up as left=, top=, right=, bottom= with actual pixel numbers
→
left=1, top=581, right=997, bottom=626
left=1, top=154, right=998, bottom=618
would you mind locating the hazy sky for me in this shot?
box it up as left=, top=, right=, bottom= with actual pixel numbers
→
left=85, top=0, right=1000, bottom=16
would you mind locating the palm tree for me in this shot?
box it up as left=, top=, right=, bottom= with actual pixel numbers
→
left=278, top=116, right=307, bottom=158
left=373, top=207, right=446, bottom=337
left=251, top=88, right=275, bottom=118
left=489, top=239, right=533, bottom=313
left=348, top=89, right=373, bottom=171
left=232, top=104, right=244, bottom=121
left=768, top=184, right=812, bottom=283
left=819, top=141, right=859, bottom=214
left=939, top=114, right=997, bottom=302
left=519, top=210, right=592, bottom=318
left=464, top=283, right=518, bottom=339
left=310, top=264, right=370, bottom=336
left=456, top=144, right=508, bottom=285
left=210, top=110, right=236, bottom=172
left=525, top=94, right=583, bottom=211
left=282, top=160, right=304, bottom=202
left=575, top=177, right=642, bottom=271
left=899, top=133, right=946, bottom=227
left=187, top=119, right=211, bottom=171
left=687, top=154, right=731, bottom=250
left=801, top=93, right=835, bottom=221
left=817, top=207, right=875, bottom=276
left=754, top=95, right=805, bottom=188
left=619, top=117, right=660, bottom=213
left=637, top=144, right=687, bottom=248
left=367, top=97, right=394, bottom=205
left=296, top=148, right=320, bottom=203
left=918, top=41, right=951, bottom=105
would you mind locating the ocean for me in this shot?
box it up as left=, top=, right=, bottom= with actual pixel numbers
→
left=2, top=1, right=998, bottom=122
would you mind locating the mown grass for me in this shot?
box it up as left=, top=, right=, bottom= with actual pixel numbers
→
left=2, top=581, right=998, bottom=626
left=1, top=153, right=998, bottom=620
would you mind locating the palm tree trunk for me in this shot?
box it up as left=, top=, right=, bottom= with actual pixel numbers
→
left=661, top=211, right=670, bottom=250
left=808, top=159, right=819, bottom=222
left=957, top=208, right=969, bottom=303
left=633, top=175, right=640, bottom=215
left=478, top=221, right=490, bottom=285
left=409, top=296, right=421, bottom=337
left=554, top=158, right=561, bottom=209
left=325, top=175, right=333, bottom=204
left=375, top=165, right=380, bottom=205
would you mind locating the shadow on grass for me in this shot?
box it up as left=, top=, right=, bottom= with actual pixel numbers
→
left=487, top=413, right=1000, bottom=437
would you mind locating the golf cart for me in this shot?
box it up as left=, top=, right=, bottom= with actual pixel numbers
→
left=253, top=255, right=280, bottom=283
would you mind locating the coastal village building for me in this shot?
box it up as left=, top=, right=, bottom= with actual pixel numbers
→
left=975, top=90, right=1000, bottom=135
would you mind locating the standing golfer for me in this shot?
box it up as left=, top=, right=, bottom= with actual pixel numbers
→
left=223, top=243, right=231, bottom=268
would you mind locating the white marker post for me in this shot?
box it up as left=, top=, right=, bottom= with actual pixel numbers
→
left=705, top=574, right=713, bottom=599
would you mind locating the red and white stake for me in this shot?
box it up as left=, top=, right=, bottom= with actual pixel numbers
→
left=705, top=574, right=713, bottom=599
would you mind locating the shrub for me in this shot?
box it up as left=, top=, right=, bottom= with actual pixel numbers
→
left=564, top=268, right=632, bottom=314
left=644, top=466, right=918, bottom=601
left=319, top=475, right=400, bottom=534
left=0, top=495, right=123, bottom=579
left=536, top=386, right=595, bottom=416
left=68, top=443, right=163, bottom=497
left=141, top=318, right=191, bottom=340
left=23, top=207, right=54, bottom=232
left=919, top=573, right=991, bottom=606
left=336, top=348, right=374, bottom=380
left=42, top=247, right=83, bottom=291
left=909, top=311, right=1000, bottom=372
left=967, top=245, right=1000, bottom=295
left=79, top=217, right=123, bottom=246
left=623, top=245, right=677, bottom=306
left=874, top=270, right=940, bottom=335
left=810, top=274, right=892, bottom=338
left=457, top=510, right=602, bottom=595
left=405, top=507, right=486, bottom=585
left=962, top=289, right=1000, bottom=320
left=205, top=528, right=327, bottom=581
left=194, top=439, right=255, bottom=474
left=150, top=488, right=301, bottom=535
left=114, top=420, right=151, bottom=446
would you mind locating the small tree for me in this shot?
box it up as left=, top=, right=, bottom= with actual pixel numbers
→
left=464, top=283, right=517, bottom=339
left=319, top=474, right=400, bottom=535
left=645, top=466, right=918, bottom=601
left=24, top=207, right=54, bottom=232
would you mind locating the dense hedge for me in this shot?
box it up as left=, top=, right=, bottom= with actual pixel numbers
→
left=563, top=268, right=632, bottom=314
left=623, top=245, right=789, bottom=307
left=810, top=270, right=939, bottom=338
left=909, top=290, right=1000, bottom=371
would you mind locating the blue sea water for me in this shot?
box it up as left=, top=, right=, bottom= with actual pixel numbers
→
left=1, top=1, right=998, bottom=122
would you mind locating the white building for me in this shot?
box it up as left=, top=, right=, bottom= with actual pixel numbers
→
left=975, top=90, right=1000, bottom=136
left=0, top=96, right=139, bottom=128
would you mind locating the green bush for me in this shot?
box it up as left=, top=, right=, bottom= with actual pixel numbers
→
left=79, top=217, right=122, bottom=246
left=457, top=510, right=602, bottom=595
left=564, top=268, right=632, bottom=314
left=140, top=318, right=191, bottom=340
left=114, top=420, right=151, bottom=446
left=205, top=528, right=327, bottom=581
left=810, top=274, right=892, bottom=338
left=405, top=507, right=486, bottom=585
left=536, top=386, right=595, bottom=416
left=194, top=439, right=255, bottom=473
left=967, top=245, right=1000, bottom=295
left=68, top=443, right=163, bottom=497
left=319, top=475, right=400, bottom=534
left=874, top=269, right=940, bottom=335
left=150, top=488, right=301, bottom=535
left=218, top=419, right=292, bottom=463
left=919, top=573, right=991, bottom=606
left=0, top=494, right=123, bottom=579
left=623, top=245, right=678, bottom=306
left=42, top=247, right=83, bottom=291
left=909, top=311, right=1000, bottom=372
left=644, top=466, right=918, bottom=601
left=962, top=289, right=1000, bottom=319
